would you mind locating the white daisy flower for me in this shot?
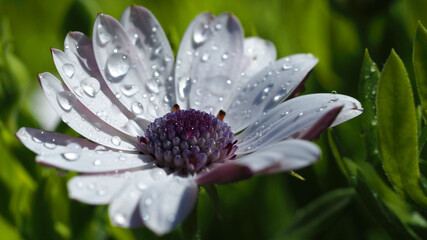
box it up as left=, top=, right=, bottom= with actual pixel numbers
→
left=16, top=5, right=362, bottom=235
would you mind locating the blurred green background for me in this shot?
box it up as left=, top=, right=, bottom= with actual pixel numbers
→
left=1, top=0, right=427, bottom=239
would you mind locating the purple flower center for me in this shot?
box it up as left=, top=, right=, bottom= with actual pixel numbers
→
left=136, top=108, right=238, bottom=174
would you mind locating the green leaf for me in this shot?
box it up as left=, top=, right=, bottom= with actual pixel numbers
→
left=359, top=49, right=382, bottom=166
left=0, top=216, right=23, bottom=240
left=355, top=166, right=422, bottom=240
left=377, top=50, right=427, bottom=208
left=414, top=21, right=427, bottom=122
left=273, top=188, right=355, bottom=240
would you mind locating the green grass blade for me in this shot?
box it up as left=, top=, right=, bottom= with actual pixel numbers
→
left=413, top=22, right=427, bottom=122
left=359, top=49, right=381, bottom=166
left=377, top=50, right=427, bottom=208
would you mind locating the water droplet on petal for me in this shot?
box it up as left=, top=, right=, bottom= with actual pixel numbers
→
left=62, top=63, right=75, bottom=78
left=96, top=189, right=106, bottom=196
left=222, top=53, right=229, bottom=60
left=131, top=102, right=144, bottom=115
left=106, top=53, right=130, bottom=82
left=114, top=214, right=126, bottom=225
left=193, top=25, right=211, bottom=46
left=97, top=23, right=112, bottom=45
left=215, top=23, right=222, bottom=30
left=57, top=91, right=77, bottom=112
left=80, top=77, right=101, bottom=97
left=93, top=159, right=101, bottom=166
left=201, top=53, right=210, bottom=62
left=32, top=136, right=42, bottom=143
left=142, top=214, right=149, bottom=221
left=61, top=152, right=79, bottom=161
left=44, top=142, right=56, bottom=149
left=282, top=63, right=292, bottom=70
left=121, top=84, right=138, bottom=97
left=111, top=136, right=121, bottom=146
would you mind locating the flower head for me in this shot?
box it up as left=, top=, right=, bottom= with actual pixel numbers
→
left=16, top=5, right=362, bottom=235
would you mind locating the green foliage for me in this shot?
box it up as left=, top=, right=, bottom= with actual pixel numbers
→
left=377, top=50, right=425, bottom=207
left=414, top=22, right=427, bottom=122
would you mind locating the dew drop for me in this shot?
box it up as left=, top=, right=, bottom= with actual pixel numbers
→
left=97, top=24, right=111, bottom=44
left=282, top=63, right=292, bottom=70
left=226, top=79, right=232, bottom=85
left=57, top=91, right=77, bottom=112
left=114, top=214, right=126, bottom=225
left=293, top=67, right=300, bottom=72
left=32, top=136, right=42, bottom=143
left=111, top=136, right=122, bottom=146
left=118, top=155, right=126, bottom=161
left=61, top=152, right=79, bottom=161
left=222, top=53, right=229, bottom=60
left=80, top=77, right=101, bottom=97
left=142, top=214, right=150, bottom=221
left=44, top=142, right=56, bottom=149
left=201, top=53, right=210, bottom=62
left=93, top=159, right=101, bottom=166
left=96, top=189, right=106, bottom=196
left=215, top=24, right=222, bottom=30
left=131, top=102, right=144, bottom=114
left=193, top=26, right=211, bottom=46
left=144, top=198, right=153, bottom=206
left=121, top=84, right=138, bottom=97
left=150, top=169, right=166, bottom=180
left=106, top=53, right=130, bottom=81
left=62, top=63, right=75, bottom=78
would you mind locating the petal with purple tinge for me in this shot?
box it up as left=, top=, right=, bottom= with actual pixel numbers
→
left=38, top=72, right=137, bottom=151
left=236, top=94, right=362, bottom=154
left=226, top=54, right=318, bottom=132
left=197, top=140, right=320, bottom=185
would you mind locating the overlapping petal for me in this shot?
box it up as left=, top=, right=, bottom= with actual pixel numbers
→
left=38, top=73, right=137, bottom=150
left=196, top=139, right=320, bottom=185
left=226, top=54, right=318, bottom=132
left=175, top=12, right=244, bottom=114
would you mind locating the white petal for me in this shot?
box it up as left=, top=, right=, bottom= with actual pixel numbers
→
left=17, top=127, right=100, bottom=155
left=38, top=72, right=137, bottom=151
left=174, top=12, right=214, bottom=109
left=68, top=173, right=127, bottom=205
left=93, top=14, right=168, bottom=121
left=175, top=13, right=244, bottom=114
left=236, top=94, right=362, bottom=154
left=36, top=150, right=153, bottom=173
left=109, top=182, right=144, bottom=228
left=64, top=31, right=145, bottom=135
left=235, top=139, right=320, bottom=174
left=240, top=37, right=276, bottom=83
left=108, top=168, right=171, bottom=229
left=140, top=175, right=198, bottom=235
left=120, top=6, right=176, bottom=109
left=52, top=48, right=140, bottom=135
left=226, top=54, right=318, bottom=132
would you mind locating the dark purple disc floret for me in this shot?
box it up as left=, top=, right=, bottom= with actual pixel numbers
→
left=136, top=109, right=238, bottom=174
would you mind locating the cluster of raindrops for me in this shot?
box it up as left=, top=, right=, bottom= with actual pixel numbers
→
left=227, top=55, right=310, bottom=123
